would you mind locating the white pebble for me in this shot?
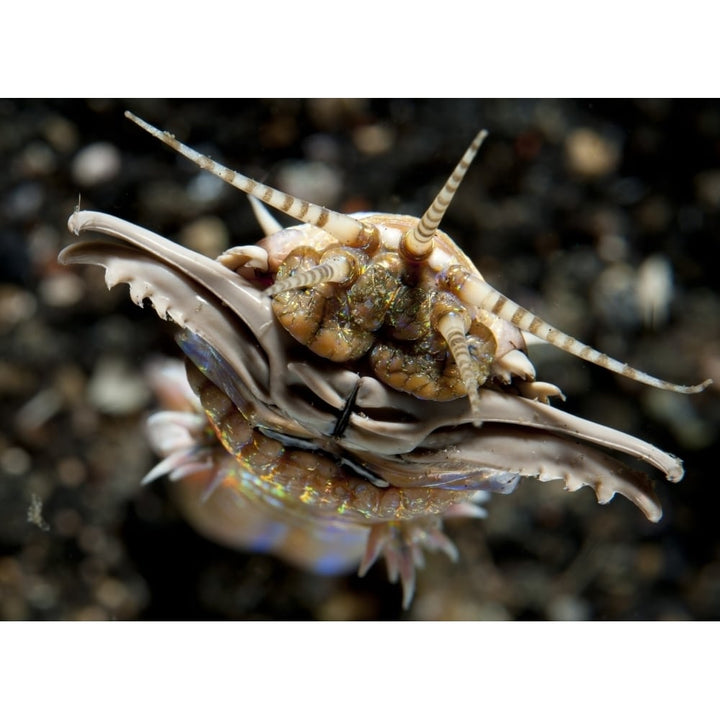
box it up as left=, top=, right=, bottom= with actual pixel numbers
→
left=72, top=142, right=121, bottom=186
left=636, top=254, right=673, bottom=328
left=277, top=161, right=342, bottom=208
left=88, top=356, right=150, bottom=415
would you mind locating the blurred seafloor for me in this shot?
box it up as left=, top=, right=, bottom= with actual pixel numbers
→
left=1, top=99, right=719, bottom=620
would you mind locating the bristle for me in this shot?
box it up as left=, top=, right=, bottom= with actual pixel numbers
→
left=398, top=545, right=417, bottom=610
left=427, top=527, right=459, bottom=562
left=358, top=525, right=388, bottom=578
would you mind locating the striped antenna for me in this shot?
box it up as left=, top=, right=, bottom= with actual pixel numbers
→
left=265, top=254, right=354, bottom=297
left=401, top=129, right=488, bottom=261
left=452, top=269, right=712, bottom=394
left=125, top=112, right=372, bottom=247
left=434, top=312, right=483, bottom=424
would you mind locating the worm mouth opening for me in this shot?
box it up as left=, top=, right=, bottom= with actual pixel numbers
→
left=60, top=236, right=274, bottom=407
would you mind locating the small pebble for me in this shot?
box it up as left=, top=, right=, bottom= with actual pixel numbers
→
left=187, top=172, right=226, bottom=205
left=43, top=114, right=78, bottom=153
left=1, top=446, right=31, bottom=475
left=19, top=141, right=57, bottom=176
left=4, top=182, right=43, bottom=219
left=38, top=272, right=85, bottom=307
left=636, top=254, right=673, bottom=328
left=695, top=169, right=720, bottom=209
left=353, top=123, right=395, bottom=156
left=95, top=577, right=130, bottom=612
left=303, top=133, right=341, bottom=165
left=547, top=594, right=591, bottom=621
left=72, top=142, right=121, bottom=186
left=277, top=161, right=342, bottom=207
left=26, top=576, right=58, bottom=610
left=16, top=388, right=63, bottom=431
left=56, top=457, right=87, bottom=488
left=179, top=216, right=229, bottom=258
left=87, top=356, right=150, bottom=415
left=596, top=233, right=628, bottom=264
left=565, top=127, right=621, bottom=178
left=0, top=286, right=37, bottom=329
left=307, top=98, right=367, bottom=130
left=28, top=224, right=62, bottom=269
left=53, top=508, right=83, bottom=537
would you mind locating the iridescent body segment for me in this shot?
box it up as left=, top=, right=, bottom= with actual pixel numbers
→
left=147, top=356, right=477, bottom=605
left=189, top=360, right=471, bottom=524
left=59, top=112, right=711, bottom=608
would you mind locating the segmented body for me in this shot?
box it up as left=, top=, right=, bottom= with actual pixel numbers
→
left=60, top=112, right=711, bottom=609
left=189, top=360, right=470, bottom=523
